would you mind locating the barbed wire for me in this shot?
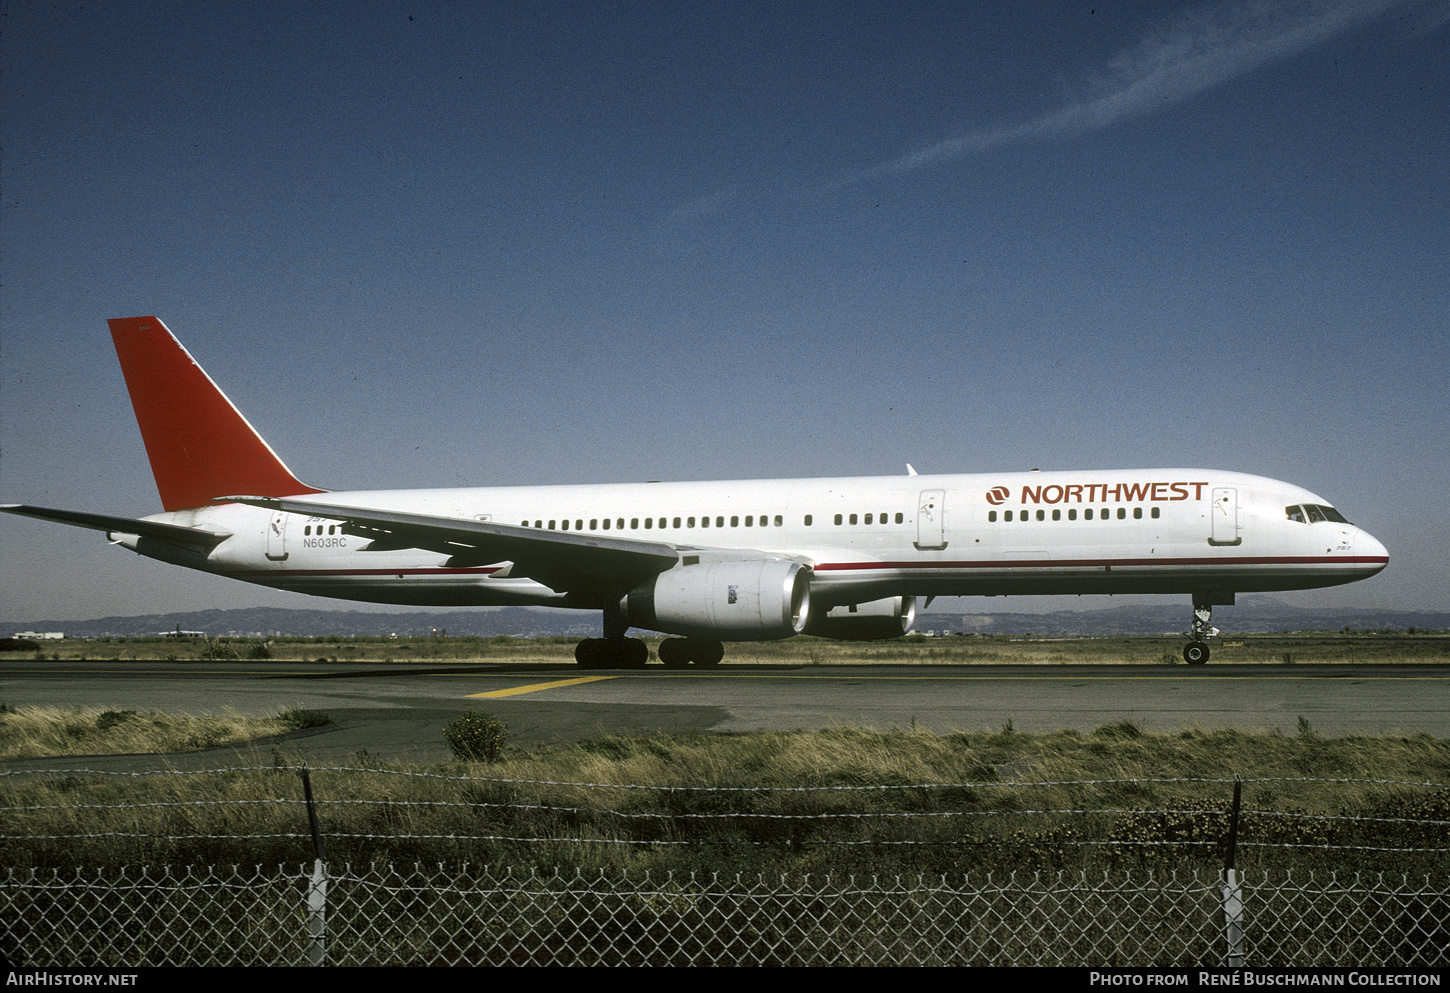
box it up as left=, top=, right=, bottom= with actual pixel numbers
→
left=4, top=763, right=1445, bottom=792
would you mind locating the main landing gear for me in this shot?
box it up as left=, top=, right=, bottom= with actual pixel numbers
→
left=573, top=602, right=726, bottom=669
left=575, top=602, right=648, bottom=669
left=573, top=635, right=726, bottom=669
left=1183, top=592, right=1229, bottom=665
left=657, top=637, right=725, bottom=669
left=575, top=636, right=649, bottom=669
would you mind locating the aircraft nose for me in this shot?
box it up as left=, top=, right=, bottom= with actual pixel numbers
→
left=1354, top=528, right=1389, bottom=574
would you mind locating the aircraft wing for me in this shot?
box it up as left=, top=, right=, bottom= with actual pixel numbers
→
left=222, top=495, right=681, bottom=595
left=0, top=505, right=232, bottom=546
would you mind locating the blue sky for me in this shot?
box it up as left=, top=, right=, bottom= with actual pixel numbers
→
left=2, top=0, right=1446, bottom=622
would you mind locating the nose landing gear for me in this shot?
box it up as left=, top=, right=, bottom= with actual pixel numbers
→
left=1183, top=593, right=1230, bottom=665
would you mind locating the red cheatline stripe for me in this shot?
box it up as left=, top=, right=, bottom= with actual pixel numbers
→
left=230, top=567, right=503, bottom=578
left=813, top=556, right=1387, bottom=571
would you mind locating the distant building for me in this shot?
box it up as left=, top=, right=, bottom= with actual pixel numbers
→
left=14, top=631, right=64, bottom=640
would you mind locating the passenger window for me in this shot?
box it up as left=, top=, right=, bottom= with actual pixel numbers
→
left=617, top=518, right=625, bottom=529
left=864, top=513, right=873, bottom=525
left=730, top=516, right=739, bottom=527
left=895, top=512, right=904, bottom=523
left=561, top=520, right=569, bottom=530
left=673, top=517, right=681, bottom=528
left=1069, top=509, right=1077, bottom=521
left=687, top=517, right=695, bottom=528
left=1117, top=508, right=1126, bottom=519
left=1133, top=508, right=1142, bottom=519
left=804, top=515, right=813, bottom=526
left=849, top=514, right=858, bottom=525
left=1005, top=511, right=1014, bottom=522
left=630, top=518, right=638, bottom=529
left=602, top=519, right=610, bottom=530
left=1052, top=510, right=1060, bottom=521
left=1084, top=509, right=1093, bottom=520
left=834, top=514, right=843, bottom=525
left=988, top=511, right=997, bottom=522
left=1151, top=507, right=1160, bottom=519
left=745, top=516, right=754, bottom=527
left=549, top=520, right=556, bottom=529
left=1036, top=510, right=1045, bottom=521
left=590, top=519, right=597, bottom=529
left=716, top=516, right=724, bottom=527
left=774, top=515, right=783, bottom=526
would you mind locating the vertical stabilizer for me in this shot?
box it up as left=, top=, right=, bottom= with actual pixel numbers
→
left=109, top=316, right=323, bottom=511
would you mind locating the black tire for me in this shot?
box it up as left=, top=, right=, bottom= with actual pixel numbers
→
left=658, top=639, right=690, bottom=669
left=575, top=638, right=603, bottom=668
left=1183, top=642, right=1210, bottom=665
left=691, top=639, right=725, bottom=667
left=624, top=637, right=649, bottom=669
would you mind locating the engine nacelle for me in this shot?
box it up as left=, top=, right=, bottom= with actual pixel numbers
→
left=803, top=595, right=916, bottom=640
left=624, top=558, right=811, bottom=641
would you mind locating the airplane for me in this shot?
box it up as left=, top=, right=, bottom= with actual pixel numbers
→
left=2, top=317, right=1388, bottom=668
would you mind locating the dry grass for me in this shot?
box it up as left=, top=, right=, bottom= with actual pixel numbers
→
left=0, top=704, right=328, bottom=759
left=4, top=716, right=1445, bottom=878
left=14, top=630, right=1450, bottom=665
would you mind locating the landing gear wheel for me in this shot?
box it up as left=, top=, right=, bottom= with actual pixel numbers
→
left=575, top=638, right=605, bottom=669
left=690, top=639, right=725, bottom=667
left=622, top=637, right=649, bottom=669
left=658, top=639, right=690, bottom=669
left=1183, top=642, right=1210, bottom=665
left=575, top=637, right=649, bottom=669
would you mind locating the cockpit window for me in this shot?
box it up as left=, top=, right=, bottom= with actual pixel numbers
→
left=1287, top=504, right=1351, bottom=525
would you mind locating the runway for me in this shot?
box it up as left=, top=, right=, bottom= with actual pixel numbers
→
left=2, top=659, right=1445, bottom=765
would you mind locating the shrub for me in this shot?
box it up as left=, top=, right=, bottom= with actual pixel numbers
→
left=444, top=711, right=508, bottom=762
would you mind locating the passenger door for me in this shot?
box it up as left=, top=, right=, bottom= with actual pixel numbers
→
left=915, top=489, right=947, bottom=550
left=1209, top=487, right=1241, bottom=546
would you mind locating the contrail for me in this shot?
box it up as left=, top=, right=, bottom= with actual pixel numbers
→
left=832, top=0, right=1406, bottom=189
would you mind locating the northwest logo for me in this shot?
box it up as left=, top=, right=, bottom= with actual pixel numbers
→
left=985, top=486, right=1010, bottom=505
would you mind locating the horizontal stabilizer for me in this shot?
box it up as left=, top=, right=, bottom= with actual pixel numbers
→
left=0, top=504, right=231, bottom=546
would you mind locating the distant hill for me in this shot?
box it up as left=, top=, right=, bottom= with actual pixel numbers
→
left=931, top=603, right=1450, bottom=636
left=4, top=606, right=605, bottom=640
left=7, top=600, right=1446, bottom=640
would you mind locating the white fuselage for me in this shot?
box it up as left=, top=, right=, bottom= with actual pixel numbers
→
left=122, top=468, right=1388, bottom=613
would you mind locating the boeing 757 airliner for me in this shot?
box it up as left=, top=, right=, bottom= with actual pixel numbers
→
left=2, top=317, right=1388, bottom=667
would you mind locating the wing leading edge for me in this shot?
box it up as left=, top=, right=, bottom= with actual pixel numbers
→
left=221, top=495, right=681, bottom=595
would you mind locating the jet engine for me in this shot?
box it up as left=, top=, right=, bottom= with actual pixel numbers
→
left=803, top=595, right=916, bottom=640
left=624, top=558, right=811, bottom=641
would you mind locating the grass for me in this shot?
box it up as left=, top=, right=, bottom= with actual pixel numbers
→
left=0, top=704, right=330, bottom=759
left=2, top=715, right=1446, bottom=878
left=14, top=630, right=1450, bottom=665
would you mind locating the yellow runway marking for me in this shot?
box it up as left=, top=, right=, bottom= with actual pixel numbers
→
left=469, top=675, right=620, bottom=699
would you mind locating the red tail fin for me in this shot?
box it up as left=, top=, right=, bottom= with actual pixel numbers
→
left=109, top=317, right=323, bottom=512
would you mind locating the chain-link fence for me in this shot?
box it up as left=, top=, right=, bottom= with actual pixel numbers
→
left=4, top=863, right=1447, bottom=966
left=3, top=764, right=1446, bottom=966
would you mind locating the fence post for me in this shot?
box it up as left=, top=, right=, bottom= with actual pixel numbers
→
left=300, top=765, right=329, bottom=967
left=1220, top=775, right=1245, bottom=967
